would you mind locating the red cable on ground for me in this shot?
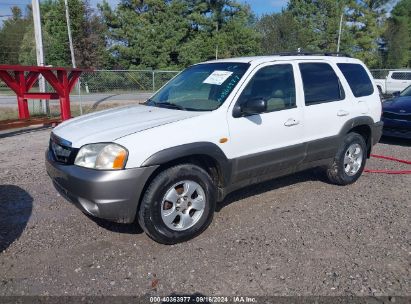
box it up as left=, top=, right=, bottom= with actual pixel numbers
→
left=364, top=154, right=411, bottom=175
left=370, top=154, right=411, bottom=165
left=364, top=169, right=411, bottom=174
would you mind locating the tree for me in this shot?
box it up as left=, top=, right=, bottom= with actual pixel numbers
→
left=286, top=0, right=351, bottom=52
left=383, top=0, right=411, bottom=67
left=346, top=0, right=391, bottom=67
left=42, top=0, right=107, bottom=68
left=257, top=12, right=304, bottom=54
left=257, top=0, right=390, bottom=67
left=99, top=0, right=260, bottom=69
left=256, top=0, right=357, bottom=55
left=0, top=7, right=31, bottom=65
left=18, top=0, right=108, bottom=68
left=180, top=1, right=260, bottom=64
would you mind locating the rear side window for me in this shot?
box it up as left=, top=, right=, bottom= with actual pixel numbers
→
left=299, top=63, right=344, bottom=105
left=391, top=72, right=411, bottom=80
left=337, top=63, right=374, bottom=97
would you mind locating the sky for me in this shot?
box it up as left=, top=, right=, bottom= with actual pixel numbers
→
left=0, top=0, right=401, bottom=22
left=240, top=0, right=287, bottom=15
left=0, top=0, right=287, bottom=21
left=88, top=0, right=287, bottom=15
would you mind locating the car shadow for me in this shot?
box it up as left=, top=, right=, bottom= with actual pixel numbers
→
left=216, top=168, right=326, bottom=212
left=0, top=125, right=52, bottom=139
left=380, top=136, right=411, bottom=147
left=90, top=94, right=120, bottom=110
left=87, top=215, right=144, bottom=234
left=0, top=185, right=33, bottom=252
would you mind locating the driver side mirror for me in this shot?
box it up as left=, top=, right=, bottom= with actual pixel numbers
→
left=233, top=98, right=267, bottom=118
left=392, top=91, right=400, bottom=97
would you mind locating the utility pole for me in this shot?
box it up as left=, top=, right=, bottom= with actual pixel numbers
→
left=215, top=22, right=219, bottom=60
left=64, top=0, right=83, bottom=115
left=337, top=11, right=344, bottom=53
left=64, top=0, right=76, bottom=68
left=32, top=0, right=48, bottom=114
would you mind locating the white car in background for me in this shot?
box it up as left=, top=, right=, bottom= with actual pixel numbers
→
left=374, top=70, right=411, bottom=95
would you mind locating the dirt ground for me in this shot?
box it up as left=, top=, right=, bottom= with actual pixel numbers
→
left=0, top=128, right=410, bottom=297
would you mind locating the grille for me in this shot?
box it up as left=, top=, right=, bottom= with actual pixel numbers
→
left=49, top=134, right=78, bottom=165
left=382, top=111, right=411, bottom=122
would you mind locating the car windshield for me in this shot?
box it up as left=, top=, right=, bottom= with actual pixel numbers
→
left=400, top=85, right=411, bottom=97
left=146, top=62, right=250, bottom=111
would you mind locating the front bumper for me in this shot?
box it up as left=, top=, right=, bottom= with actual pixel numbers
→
left=46, top=150, right=158, bottom=223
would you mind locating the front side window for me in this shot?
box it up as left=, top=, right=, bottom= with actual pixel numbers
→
left=391, top=72, right=411, bottom=80
left=147, top=62, right=249, bottom=111
left=237, top=64, right=296, bottom=112
left=337, top=63, right=374, bottom=97
left=299, top=63, right=345, bottom=105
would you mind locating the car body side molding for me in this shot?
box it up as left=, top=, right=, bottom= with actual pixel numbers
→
left=140, top=116, right=382, bottom=202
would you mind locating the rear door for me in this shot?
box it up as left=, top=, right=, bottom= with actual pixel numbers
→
left=297, top=60, right=353, bottom=163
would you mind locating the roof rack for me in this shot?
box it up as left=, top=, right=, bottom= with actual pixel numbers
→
left=272, top=52, right=351, bottom=58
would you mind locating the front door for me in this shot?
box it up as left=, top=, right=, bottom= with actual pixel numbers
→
left=226, top=62, right=305, bottom=185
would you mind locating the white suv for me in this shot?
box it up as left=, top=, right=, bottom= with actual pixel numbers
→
left=46, top=54, right=383, bottom=244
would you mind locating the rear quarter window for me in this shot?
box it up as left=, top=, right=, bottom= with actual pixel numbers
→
left=337, top=63, right=374, bottom=97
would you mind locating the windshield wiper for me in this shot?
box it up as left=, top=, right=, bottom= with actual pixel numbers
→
left=155, top=101, right=187, bottom=111
left=145, top=99, right=196, bottom=111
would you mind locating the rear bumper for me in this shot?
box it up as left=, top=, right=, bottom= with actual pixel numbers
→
left=46, top=150, right=158, bottom=223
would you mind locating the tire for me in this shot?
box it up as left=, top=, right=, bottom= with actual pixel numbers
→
left=326, top=132, right=367, bottom=185
left=138, top=164, right=217, bottom=244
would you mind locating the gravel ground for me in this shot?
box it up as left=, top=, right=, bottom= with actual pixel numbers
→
left=0, top=129, right=410, bottom=297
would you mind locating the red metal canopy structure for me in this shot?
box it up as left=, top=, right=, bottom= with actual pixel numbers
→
left=0, top=65, right=84, bottom=121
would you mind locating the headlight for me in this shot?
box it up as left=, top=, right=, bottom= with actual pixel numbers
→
left=74, top=143, right=128, bottom=170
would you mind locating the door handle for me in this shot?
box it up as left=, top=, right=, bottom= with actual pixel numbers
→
left=337, top=110, right=349, bottom=117
left=284, top=118, right=299, bottom=127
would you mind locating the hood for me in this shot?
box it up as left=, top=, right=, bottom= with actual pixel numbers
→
left=383, top=96, right=411, bottom=113
left=52, top=104, right=205, bottom=147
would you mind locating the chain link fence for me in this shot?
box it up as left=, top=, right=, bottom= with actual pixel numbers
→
left=370, top=69, right=411, bottom=80
left=0, top=69, right=180, bottom=120
left=1, top=68, right=410, bottom=120
left=80, top=70, right=179, bottom=93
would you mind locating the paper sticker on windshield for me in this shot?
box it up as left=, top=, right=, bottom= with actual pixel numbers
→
left=203, top=71, right=233, bottom=85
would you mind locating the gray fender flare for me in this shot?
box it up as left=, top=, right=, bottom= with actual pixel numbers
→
left=338, top=116, right=378, bottom=156
left=141, top=142, right=232, bottom=186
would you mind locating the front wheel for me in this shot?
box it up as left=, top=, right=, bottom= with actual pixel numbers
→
left=326, top=132, right=367, bottom=185
left=138, top=164, right=216, bottom=244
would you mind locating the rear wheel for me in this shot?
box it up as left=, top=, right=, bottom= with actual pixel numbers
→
left=326, top=132, right=367, bottom=185
left=138, top=164, right=216, bottom=244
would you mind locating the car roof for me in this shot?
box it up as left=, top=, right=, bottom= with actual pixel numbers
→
left=204, top=55, right=362, bottom=66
